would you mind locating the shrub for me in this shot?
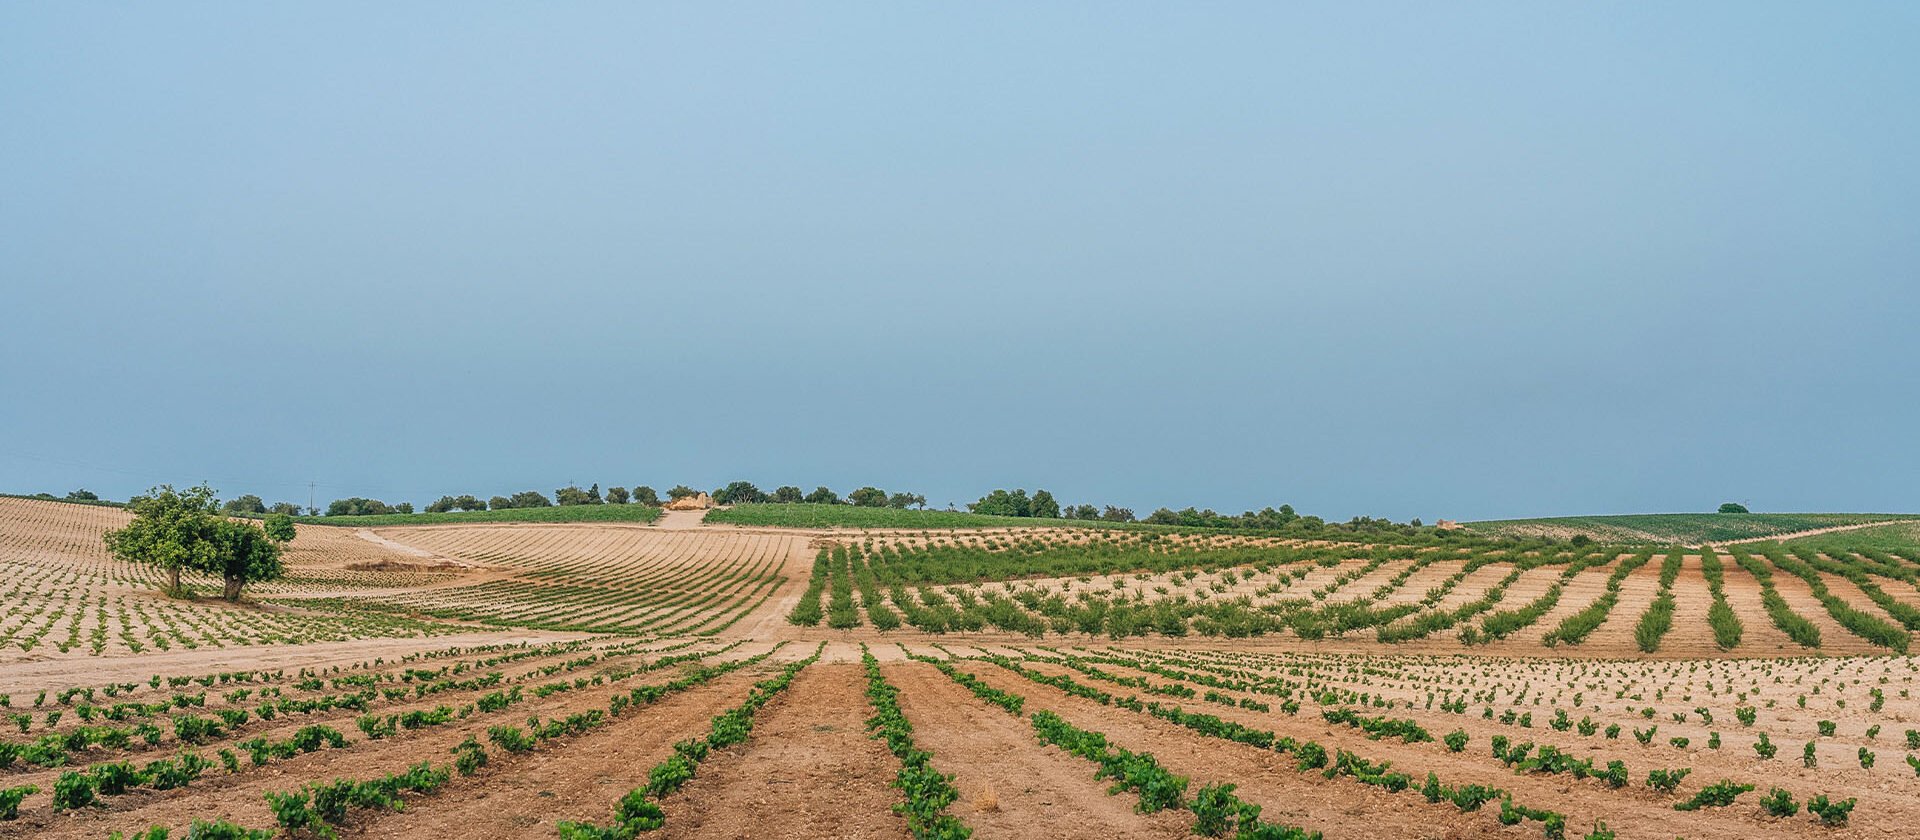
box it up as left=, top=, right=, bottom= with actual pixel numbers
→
left=1760, top=787, right=1798, bottom=817
left=1646, top=768, right=1691, bottom=794
left=1444, top=730, right=1469, bottom=752
left=0, top=785, right=38, bottom=820
left=1807, top=794, right=1855, bottom=826
left=52, top=770, right=97, bottom=810
left=1673, top=779, right=1753, bottom=811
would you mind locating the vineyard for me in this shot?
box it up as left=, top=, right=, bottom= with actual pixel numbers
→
left=5, top=494, right=1920, bottom=837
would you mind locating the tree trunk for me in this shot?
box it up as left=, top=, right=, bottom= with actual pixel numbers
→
left=167, top=567, right=181, bottom=597
left=223, top=575, right=243, bottom=601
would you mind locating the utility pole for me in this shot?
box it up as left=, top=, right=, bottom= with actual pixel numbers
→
left=308, top=482, right=316, bottom=516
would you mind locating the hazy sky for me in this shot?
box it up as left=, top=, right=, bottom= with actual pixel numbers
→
left=3, top=3, right=1916, bottom=521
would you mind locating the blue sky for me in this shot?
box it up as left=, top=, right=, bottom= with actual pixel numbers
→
left=3, top=3, right=1916, bottom=521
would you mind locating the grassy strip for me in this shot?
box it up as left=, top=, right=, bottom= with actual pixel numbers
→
left=862, top=646, right=971, bottom=839
left=705, top=504, right=1108, bottom=530
left=281, top=504, right=661, bottom=527
left=556, top=643, right=823, bottom=839
left=1759, top=548, right=1908, bottom=653
left=786, top=549, right=829, bottom=626
left=1469, top=552, right=1613, bottom=644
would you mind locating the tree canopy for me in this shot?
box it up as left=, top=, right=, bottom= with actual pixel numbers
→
left=104, top=485, right=292, bottom=600
left=1718, top=502, right=1750, bottom=514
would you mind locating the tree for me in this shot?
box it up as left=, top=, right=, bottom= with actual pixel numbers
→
left=451, top=495, right=485, bottom=512
left=1143, top=507, right=1180, bottom=525
left=488, top=495, right=515, bottom=510
left=106, top=485, right=219, bottom=597
left=325, top=497, right=398, bottom=516
left=970, top=489, right=1031, bottom=517
left=771, top=486, right=804, bottom=504
left=555, top=485, right=598, bottom=506
left=1718, top=502, right=1750, bottom=514
left=1029, top=490, right=1061, bottom=518
left=1101, top=506, right=1136, bottom=523
left=222, top=494, right=266, bottom=515
left=605, top=486, right=631, bottom=505
left=207, top=517, right=288, bottom=600
left=632, top=486, right=660, bottom=507
left=509, top=491, right=553, bottom=508
left=268, top=502, right=303, bottom=516
left=426, top=496, right=460, bottom=514
left=887, top=492, right=926, bottom=509
left=65, top=489, right=99, bottom=502
left=1066, top=504, right=1099, bottom=520
left=667, top=485, right=700, bottom=501
left=105, top=484, right=290, bottom=601
left=847, top=486, right=888, bottom=507
left=713, top=482, right=766, bottom=505
left=803, top=486, right=839, bottom=505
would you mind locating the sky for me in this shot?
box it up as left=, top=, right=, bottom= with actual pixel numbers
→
left=2, top=3, right=1917, bottom=522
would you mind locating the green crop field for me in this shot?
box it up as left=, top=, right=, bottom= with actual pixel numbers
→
left=1462, top=512, right=1920, bottom=544
left=703, top=503, right=1112, bottom=530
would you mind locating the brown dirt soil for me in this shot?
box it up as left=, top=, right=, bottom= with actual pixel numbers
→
left=886, top=660, right=1192, bottom=839
left=653, top=663, right=909, bottom=840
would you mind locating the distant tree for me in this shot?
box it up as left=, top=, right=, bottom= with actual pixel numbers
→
left=452, top=495, right=485, bottom=512
left=803, top=486, right=839, bottom=505
left=1065, top=504, right=1098, bottom=520
left=268, top=502, right=303, bottom=516
left=65, top=489, right=100, bottom=502
left=1718, top=502, right=1750, bottom=514
left=970, top=489, right=1031, bottom=517
left=1571, top=534, right=1593, bottom=547
left=847, top=486, right=888, bottom=508
left=426, top=496, right=460, bottom=514
left=1028, top=490, right=1061, bottom=519
left=588, top=483, right=601, bottom=503
left=713, top=482, right=767, bottom=505
left=555, top=485, right=598, bottom=506
left=105, top=484, right=289, bottom=600
left=488, top=495, right=515, bottom=510
left=326, top=497, right=398, bottom=517
left=632, top=486, right=660, bottom=507
left=509, top=490, right=553, bottom=508
left=605, top=486, right=631, bottom=505
left=771, top=485, right=804, bottom=504
left=667, top=485, right=700, bottom=501
left=887, top=492, right=926, bottom=510
left=1100, top=506, right=1135, bottom=523
left=222, top=494, right=266, bottom=515
left=1143, top=507, right=1180, bottom=525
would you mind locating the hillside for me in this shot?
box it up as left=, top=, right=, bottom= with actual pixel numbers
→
left=1462, top=512, right=1920, bottom=545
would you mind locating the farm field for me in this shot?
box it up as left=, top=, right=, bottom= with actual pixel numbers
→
left=5, top=496, right=1920, bottom=838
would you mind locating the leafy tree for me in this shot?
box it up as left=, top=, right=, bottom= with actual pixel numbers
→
left=604, top=486, right=630, bottom=505
left=222, top=494, right=267, bottom=515
left=632, top=486, right=660, bottom=507
left=425, top=496, right=460, bottom=514
left=1718, top=502, right=1750, bottom=514
left=970, top=489, right=1031, bottom=517
left=667, top=485, right=700, bottom=501
left=268, top=502, right=303, bottom=516
left=771, top=485, right=804, bottom=504
left=488, top=495, right=515, bottom=510
left=1101, top=506, right=1136, bottom=522
left=803, top=486, right=839, bottom=505
left=1064, top=503, right=1098, bottom=520
left=1028, top=490, right=1061, bottom=518
left=847, top=486, right=889, bottom=507
left=65, top=489, right=99, bottom=502
left=554, top=485, right=599, bottom=506
left=452, top=495, right=484, bottom=512
left=509, top=491, right=553, bottom=508
left=588, top=483, right=601, bottom=503
left=325, top=497, right=399, bottom=516
left=713, top=482, right=767, bottom=505
left=887, top=492, right=926, bottom=509
left=105, top=485, right=290, bottom=600
left=106, top=485, right=219, bottom=596
left=263, top=513, right=296, bottom=543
